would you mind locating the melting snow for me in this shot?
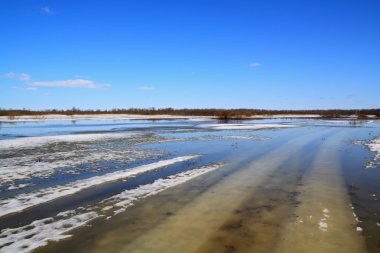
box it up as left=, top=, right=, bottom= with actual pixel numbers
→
left=0, top=155, right=200, bottom=217
left=0, top=162, right=224, bottom=253
left=0, top=211, right=98, bottom=253
left=364, top=136, right=380, bottom=168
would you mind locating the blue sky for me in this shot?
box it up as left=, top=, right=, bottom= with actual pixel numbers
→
left=1, top=0, right=379, bottom=110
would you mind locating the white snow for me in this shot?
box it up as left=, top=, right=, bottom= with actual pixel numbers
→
left=353, top=212, right=359, bottom=222
left=7, top=183, right=34, bottom=190
left=365, top=136, right=380, bottom=168
left=0, top=211, right=98, bottom=253
left=0, top=145, right=161, bottom=186
left=197, top=123, right=298, bottom=130
left=98, top=162, right=225, bottom=215
left=0, top=114, right=328, bottom=123
left=0, top=114, right=212, bottom=123
left=0, top=162, right=224, bottom=253
left=0, top=155, right=199, bottom=217
left=319, top=220, right=328, bottom=231
left=0, top=132, right=136, bottom=150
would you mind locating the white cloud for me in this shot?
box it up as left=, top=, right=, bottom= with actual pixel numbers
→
left=2, top=72, right=31, bottom=80
left=29, top=79, right=108, bottom=89
left=19, top=73, right=31, bottom=81
left=135, top=86, right=155, bottom=91
left=41, top=6, right=53, bottom=15
left=25, top=87, right=37, bottom=91
left=249, top=62, right=262, bottom=68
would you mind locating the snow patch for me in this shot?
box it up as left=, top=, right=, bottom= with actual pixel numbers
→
left=0, top=162, right=225, bottom=252
left=0, top=132, right=136, bottom=150
left=0, top=147, right=162, bottom=187
left=319, top=220, right=328, bottom=231
left=0, top=155, right=200, bottom=217
left=364, top=136, right=380, bottom=168
left=0, top=211, right=98, bottom=253
left=99, top=162, right=225, bottom=215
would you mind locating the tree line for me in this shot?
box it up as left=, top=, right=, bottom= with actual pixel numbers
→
left=1, top=107, right=380, bottom=119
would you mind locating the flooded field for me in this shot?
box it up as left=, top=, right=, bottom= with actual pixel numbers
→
left=1, top=117, right=380, bottom=253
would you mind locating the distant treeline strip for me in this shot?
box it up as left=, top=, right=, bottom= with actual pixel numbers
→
left=1, top=108, right=380, bottom=119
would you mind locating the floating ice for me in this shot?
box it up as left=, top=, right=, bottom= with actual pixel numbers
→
left=0, top=161, right=225, bottom=252
left=98, top=162, right=225, bottom=216
left=319, top=220, right=328, bottom=231
left=0, top=211, right=98, bottom=253
left=0, top=133, right=138, bottom=150
left=0, top=146, right=163, bottom=187
left=364, top=136, right=380, bottom=168
left=0, top=155, right=200, bottom=217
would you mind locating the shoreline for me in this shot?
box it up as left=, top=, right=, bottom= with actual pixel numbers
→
left=1, top=113, right=378, bottom=123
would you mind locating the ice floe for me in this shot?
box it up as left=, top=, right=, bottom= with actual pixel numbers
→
left=0, top=155, right=199, bottom=217
left=0, top=211, right=98, bottom=253
left=319, top=219, right=328, bottom=231
left=0, top=162, right=224, bottom=253
left=319, top=208, right=330, bottom=231
left=0, top=144, right=163, bottom=186
left=0, top=132, right=137, bottom=150
left=365, top=136, right=380, bottom=168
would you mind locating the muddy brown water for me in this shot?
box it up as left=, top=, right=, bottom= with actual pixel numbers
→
left=34, top=126, right=378, bottom=253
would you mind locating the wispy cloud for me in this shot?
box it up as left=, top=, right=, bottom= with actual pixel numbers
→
left=2, top=72, right=31, bottom=81
left=19, top=73, right=31, bottom=81
left=25, top=87, right=37, bottom=91
left=3, top=72, right=16, bottom=79
left=29, top=79, right=108, bottom=89
left=41, top=6, right=53, bottom=15
left=135, top=86, right=155, bottom=91
left=249, top=62, right=262, bottom=68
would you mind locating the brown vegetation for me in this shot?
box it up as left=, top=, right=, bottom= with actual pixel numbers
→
left=0, top=108, right=379, bottom=119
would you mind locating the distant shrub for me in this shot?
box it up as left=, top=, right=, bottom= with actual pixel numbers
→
left=321, top=114, right=341, bottom=119
left=356, top=114, right=368, bottom=120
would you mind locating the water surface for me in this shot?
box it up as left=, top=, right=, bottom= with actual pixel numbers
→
left=0, top=118, right=379, bottom=253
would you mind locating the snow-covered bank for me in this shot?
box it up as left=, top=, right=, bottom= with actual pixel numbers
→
left=198, top=123, right=298, bottom=130
left=0, top=155, right=200, bottom=217
left=0, top=114, right=328, bottom=124
left=0, top=114, right=213, bottom=123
